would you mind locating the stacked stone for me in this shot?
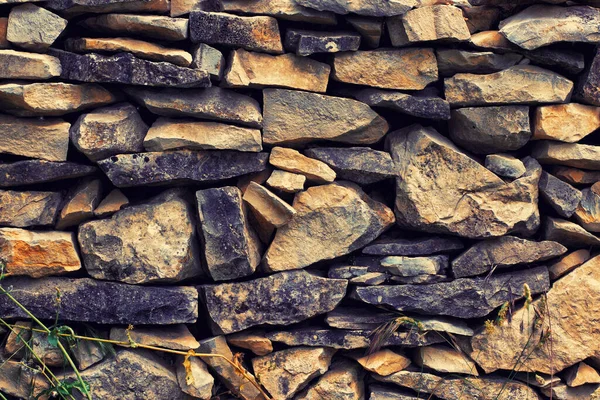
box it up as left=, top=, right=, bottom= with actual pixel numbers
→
left=1, top=0, right=600, bottom=399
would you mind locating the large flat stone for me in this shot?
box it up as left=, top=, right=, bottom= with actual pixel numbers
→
left=6, top=4, right=67, bottom=52
left=294, top=0, right=415, bottom=17
left=0, top=114, right=70, bottom=161
left=532, top=141, right=600, bottom=170
left=0, top=160, right=96, bottom=187
left=284, top=29, right=361, bottom=56
left=80, top=13, right=188, bottom=41
left=355, top=88, right=450, bottom=120
left=0, top=49, right=61, bottom=80
left=534, top=103, right=600, bottom=143
left=0, top=190, right=62, bottom=227
left=436, top=49, right=522, bottom=76
left=363, top=236, right=464, bottom=256
left=269, top=147, right=336, bottom=184
left=222, top=0, right=337, bottom=24
left=544, top=217, right=600, bottom=248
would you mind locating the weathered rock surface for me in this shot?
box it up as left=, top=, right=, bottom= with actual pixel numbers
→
left=355, top=88, right=450, bottom=120
left=545, top=217, right=600, bottom=247
left=296, top=360, right=364, bottom=400
left=539, top=171, right=582, bottom=218
left=0, top=49, right=61, bottom=80
left=176, top=356, right=214, bottom=399
left=110, top=325, right=199, bottom=351
left=285, top=29, right=361, bottom=56
left=541, top=383, right=600, bottom=400
left=294, top=0, right=414, bottom=17
left=269, top=147, right=336, bottom=184
left=0, top=160, right=96, bottom=187
left=464, top=6, right=501, bottom=34
left=80, top=14, right=188, bottom=41
left=0, top=115, right=70, bottom=161
left=485, top=154, right=526, bottom=178
left=243, top=182, right=295, bottom=232
left=71, top=337, right=106, bottom=370
left=363, top=236, right=464, bottom=256
left=170, top=0, right=222, bottom=17
left=575, top=184, right=600, bottom=232
left=381, top=255, right=448, bottom=277
left=436, top=49, right=522, bottom=76
left=7, top=4, right=67, bottom=52
left=576, top=46, right=600, bottom=106
left=222, top=0, right=337, bottom=24
left=415, top=345, right=478, bottom=376
left=353, top=350, right=411, bottom=376
left=227, top=330, right=273, bottom=356
left=0, top=18, right=8, bottom=49
left=368, top=385, right=422, bottom=400
left=56, top=178, right=102, bottom=229
left=48, top=0, right=170, bottom=14
left=534, top=103, right=600, bottom=143
left=566, top=362, right=600, bottom=387
left=266, top=170, right=306, bottom=193
left=533, top=141, right=600, bottom=170
left=554, top=167, right=600, bottom=185
left=346, top=16, right=383, bottom=47
left=549, top=249, right=590, bottom=280
left=191, top=43, right=224, bottom=79
left=201, top=270, right=347, bottom=334
left=0, top=190, right=62, bottom=227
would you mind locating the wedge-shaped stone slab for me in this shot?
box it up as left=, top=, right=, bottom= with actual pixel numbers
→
left=125, top=87, right=262, bottom=128
left=51, top=50, right=210, bottom=88
left=545, top=217, right=600, bottom=248
left=227, top=330, right=273, bottom=356
left=346, top=16, right=383, bottom=47
left=191, top=43, right=224, bottom=79
left=7, top=4, right=67, bottom=52
left=333, top=48, right=438, bottom=90
left=541, top=383, right=600, bottom=399
left=353, top=266, right=549, bottom=319
left=554, top=167, right=600, bottom=185
left=539, top=171, right=582, bottom=218
left=549, top=249, right=590, bottom=280
left=415, top=345, right=478, bottom=376
left=243, top=182, right=296, bottom=230
left=94, top=189, right=128, bottom=218
left=369, top=385, right=422, bottom=400
left=176, top=356, right=213, bottom=399
left=576, top=46, right=600, bottom=106
left=0, top=82, right=117, bottom=117
left=353, top=350, right=411, bottom=377
left=0, top=160, right=96, bottom=187
left=0, top=277, right=198, bottom=324
left=0, top=49, right=61, bottom=80
left=363, top=236, right=464, bottom=256
left=80, top=14, right=188, bottom=41
left=110, top=325, right=199, bottom=351
left=222, top=0, right=337, bottom=24
left=485, top=154, right=526, bottom=179
left=388, top=125, right=541, bottom=238
left=0, top=190, right=62, bottom=228
left=285, top=29, right=360, bottom=56
left=170, top=0, right=221, bottom=17
left=534, top=103, right=600, bottom=143
left=266, top=169, right=305, bottom=193
left=445, top=65, right=573, bottom=106
left=98, top=150, right=268, bottom=187
left=452, top=236, right=566, bottom=278
left=269, top=147, right=336, bottom=183
left=305, top=147, right=396, bottom=185
left=201, top=270, right=347, bottom=334
left=499, top=5, right=600, bottom=50
left=532, top=141, right=600, bottom=170
left=56, top=179, right=102, bottom=229
left=296, top=360, right=363, bottom=400
left=263, top=89, right=388, bottom=146
left=47, top=0, right=170, bottom=14
left=264, top=182, right=394, bottom=271
left=224, top=49, right=330, bottom=92
left=436, top=49, right=522, bottom=76
left=294, top=0, right=414, bottom=17
left=78, top=190, right=202, bottom=284
left=463, top=6, right=501, bottom=34
left=565, top=362, right=600, bottom=387
left=190, top=11, right=283, bottom=54
left=0, top=115, right=70, bottom=161
left=575, top=185, right=600, bottom=232
left=355, top=88, right=450, bottom=120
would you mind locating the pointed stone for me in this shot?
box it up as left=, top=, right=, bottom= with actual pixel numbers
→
left=363, top=236, right=464, bottom=256
left=0, top=115, right=70, bottom=161
left=285, top=29, right=361, bottom=56
left=355, top=88, right=451, bottom=120
left=296, top=360, right=364, bottom=400
left=575, top=185, right=600, bottom=232
left=549, top=249, right=590, bottom=280
left=269, top=147, right=336, bottom=184
left=294, top=0, right=414, bottom=17
left=222, top=0, right=337, bottom=24
left=227, top=330, right=273, bottom=356
left=110, top=325, right=199, bottom=351
left=415, top=345, right=478, bottom=376
left=0, top=49, right=61, bottom=80
left=5, top=321, right=31, bottom=356
left=7, top=4, right=67, bottom=52
left=554, top=167, right=600, bottom=185
left=539, top=171, right=582, bottom=218
left=266, top=170, right=305, bottom=193
left=436, top=49, right=521, bottom=76
left=545, top=217, right=600, bottom=248
left=346, top=16, right=383, bottom=47
left=94, top=189, right=129, bottom=218
left=0, top=160, right=96, bottom=187
left=534, top=103, right=600, bottom=143
left=80, top=14, right=188, bottom=41
left=353, top=350, right=411, bottom=376
left=485, top=154, right=526, bottom=178
left=191, top=43, right=224, bottom=80
left=533, top=141, right=600, bottom=170
left=176, top=356, right=214, bottom=399
left=565, top=362, right=600, bottom=387
left=243, top=182, right=295, bottom=231
left=56, top=179, right=102, bottom=229
left=0, top=190, right=62, bottom=228
left=1, top=360, right=48, bottom=398
left=468, top=30, right=515, bottom=52
left=381, top=255, right=448, bottom=277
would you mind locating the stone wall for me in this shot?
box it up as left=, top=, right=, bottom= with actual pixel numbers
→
left=1, top=0, right=600, bottom=399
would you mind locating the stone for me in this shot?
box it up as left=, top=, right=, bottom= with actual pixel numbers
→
left=565, top=362, right=600, bottom=387
left=71, top=338, right=106, bottom=370
left=171, top=0, right=222, bottom=17
left=436, top=49, right=522, bottom=76
left=266, top=170, right=305, bottom=193
left=264, top=182, right=394, bottom=271
left=6, top=4, right=67, bottom=52
left=243, top=182, right=295, bottom=231
left=388, top=125, right=541, bottom=238
left=269, top=147, right=336, bottom=184
left=0, top=115, right=70, bottom=161
left=5, top=321, right=31, bottom=356
left=0, top=360, right=48, bottom=399
left=176, top=356, right=214, bottom=399
left=222, top=0, right=337, bottom=24
left=549, top=249, right=591, bottom=280
left=94, top=189, right=129, bottom=217
left=0, top=190, right=62, bottom=227
left=545, top=217, right=600, bottom=248
left=143, top=118, right=262, bottom=153
left=368, top=385, right=422, bottom=400
left=554, top=167, right=600, bottom=185
left=227, top=330, right=273, bottom=356
left=125, top=87, right=262, bottom=128
left=0, top=160, right=96, bottom=187
left=0, top=82, right=117, bottom=117
left=294, top=0, right=414, bottom=17
left=355, top=88, right=451, bottom=120
left=304, top=147, right=396, bottom=185
left=49, top=0, right=170, bottom=14
left=252, top=347, right=335, bottom=399
left=539, top=171, right=582, bottom=218
left=346, top=16, right=383, bottom=47
left=201, top=270, right=347, bottom=334
left=469, top=30, right=515, bottom=52
left=50, top=50, right=210, bottom=88
left=263, top=89, right=388, bottom=146
left=576, top=47, right=600, bottom=106
left=485, top=154, right=527, bottom=178
left=196, top=186, right=261, bottom=281
left=350, top=272, right=388, bottom=285
left=191, top=43, right=224, bottom=79
left=66, top=37, right=192, bottom=67
left=31, top=330, right=64, bottom=367
left=110, top=325, right=199, bottom=351
left=575, top=185, right=600, bottom=232
left=285, top=29, right=361, bottom=56
left=449, top=106, right=531, bottom=154
left=415, top=345, right=478, bottom=376
left=534, top=103, right=600, bottom=143
left=444, top=65, right=573, bottom=106
left=363, top=236, right=463, bottom=256
left=70, top=103, right=148, bottom=162
left=0, top=228, right=81, bottom=278
left=532, top=141, right=600, bottom=170
left=333, top=48, right=438, bottom=90
left=353, top=350, right=411, bottom=376
left=541, top=383, right=600, bottom=400
left=463, top=6, right=501, bottom=34
left=381, top=255, right=448, bottom=277
left=527, top=47, right=586, bottom=75
left=352, top=266, right=549, bottom=319
left=0, top=277, right=198, bottom=324
left=189, top=11, right=283, bottom=54
left=79, top=190, right=202, bottom=284
left=296, top=360, right=364, bottom=400
left=499, top=5, right=600, bottom=50
left=224, top=49, right=330, bottom=92
left=452, top=236, right=566, bottom=278
left=98, top=150, right=268, bottom=187
left=56, top=179, right=102, bottom=229
left=0, top=18, right=8, bottom=49
left=80, top=14, right=188, bottom=41
left=0, top=49, right=61, bottom=80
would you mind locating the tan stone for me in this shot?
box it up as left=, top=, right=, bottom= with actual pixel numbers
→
left=548, top=249, right=590, bottom=280
left=541, top=383, right=600, bottom=400
left=566, top=362, right=600, bottom=387
left=333, top=48, right=438, bottom=90
left=0, top=114, right=69, bottom=161
left=354, top=349, right=411, bottom=376
left=7, top=4, right=67, bottom=51
left=110, top=325, right=199, bottom=351
left=436, top=49, right=522, bottom=76
left=415, top=345, right=478, bottom=376
left=170, top=0, right=219, bottom=17
left=266, top=170, right=305, bottom=193
left=463, top=6, right=501, bottom=34
left=58, top=0, right=170, bottom=16
left=31, top=330, right=64, bottom=367
left=80, top=14, right=188, bottom=41
left=534, top=103, right=600, bottom=143
left=0, top=18, right=8, bottom=49
left=575, top=186, right=600, bottom=232
left=532, top=141, right=600, bottom=170
left=0, top=360, right=48, bottom=399
left=296, top=360, right=364, bottom=400
left=227, top=330, right=273, bottom=356
left=243, top=182, right=296, bottom=230
left=0, top=190, right=62, bottom=227
left=346, top=16, right=383, bottom=47
left=0, top=49, right=61, bottom=80
left=269, top=147, right=336, bottom=184
left=469, top=30, right=515, bottom=52
left=94, top=189, right=129, bottom=218
left=176, top=356, right=214, bottom=399
left=56, top=179, right=103, bottom=229
left=191, top=43, right=224, bottom=79
left=237, top=167, right=273, bottom=194
left=5, top=321, right=31, bottom=356
left=544, top=217, right=600, bottom=248
left=0, top=228, right=81, bottom=278
left=72, top=338, right=106, bottom=370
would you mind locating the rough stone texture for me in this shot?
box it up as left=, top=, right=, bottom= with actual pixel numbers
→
left=285, top=29, right=361, bottom=56
left=80, top=14, right=188, bottom=41
left=415, top=345, right=478, bottom=376
left=222, top=0, right=337, bottom=24
left=266, top=169, right=305, bottom=193
left=227, top=330, right=273, bottom=355
left=485, top=154, right=526, bottom=178
left=554, top=167, right=600, bottom=185
left=354, top=350, right=411, bottom=376
left=380, top=255, right=448, bottom=277
left=176, top=356, right=214, bottom=399
left=71, top=338, right=106, bottom=370
left=436, top=49, right=522, bottom=76
left=534, top=103, right=600, bottom=143
left=355, top=87, right=450, bottom=120
left=296, top=360, right=364, bottom=400
left=201, top=270, right=347, bottom=334
left=576, top=46, right=600, bottom=106
left=575, top=185, right=600, bottom=232
left=368, top=385, right=423, bottom=400
left=565, top=362, right=600, bottom=387
left=191, top=43, right=224, bottom=79
left=7, top=4, right=67, bottom=52
left=0, top=190, right=62, bottom=227
left=539, top=171, right=582, bottom=218
left=0, top=49, right=61, bottom=80
left=83, top=187, right=127, bottom=215
left=110, top=325, right=199, bottom=351
left=363, top=236, right=464, bottom=256
left=346, top=16, right=383, bottom=47
left=0, top=160, right=96, bottom=187
left=56, top=178, right=102, bottom=229
left=269, top=147, right=336, bottom=184
left=48, top=0, right=171, bottom=14
left=464, top=6, right=501, bottom=34
left=549, top=249, right=590, bottom=280
left=0, top=115, right=70, bottom=161
left=170, top=0, right=222, bottom=17
left=544, top=217, right=600, bottom=248
left=533, top=141, right=600, bottom=170
left=294, top=0, right=414, bottom=17
left=243, top=181, right=295, bottom=231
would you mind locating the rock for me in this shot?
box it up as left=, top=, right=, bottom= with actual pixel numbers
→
left=196, top=186, right=262, bottom=281
left=0, top=190, right=62, bottom=227
left=125, top=87, right=262, bottom=128
left=554, top=167, right=600, bottom=185
left=6, top=4, right=67, bottom=52
left=545, top=217, right=600, bottom=248
left=227, top=330, right=273, bottom=356
left=415, top=345, right=478, bottom=376
left=222, top=0, right=337, bottom=24
left=485, top=154, right=526, bottom=178
left=333, top=48, right=438, bottom=90
left=252, top=347, right=335, bottom=399
left=353, top=350, right=411, bottom=376
left=110, top=325, right=199, bottom=351
left=532, top=141, right=600, bottom=170
left=80, top=14, right=188, bottom=41
left=189, top=11, right=283, bottom=54
left=549, top=249, right=590, bottom=280
left=368, top=385, right=422, bottom=400
left=575, top=185, right=600, bottom=232
left=49, top=0, right=170, bottom=14
left=70, top=103, right=148, bottom=162
left=269, top=147, right=336, bottom=184
left=266, top=170, right=305, bottom=193
left=263, top=89, right=388, bottom=146
left=31, top=330, right=63, bottom=367
left=5, top=321, right=31, bottom=356
left=346, top=16, right=383, bottom=47
left=285, top=29, right=361, bottom=56
left=469, top=30, right=515, bottom=52
left=50, top=50, right=210, bottom=88
left=224, top=49, right=330, bottom=92
left=170, top=0, right=222, bottom=17
left=444, top=65, right=573, bottom=106
left=449, top=106, right=531, bottom=154
left=436, top=49, right=522, bottom=76
left=565, top=362, right=600, bottom=387
left=0, top=18, right=8, bottom=49
left=576, top=47, right=600, bottom=106
left=191, top=43, right=224, bottom=80
left=201, top=270, right=347, bottom=334
left=71, top=338, right=106, bottom=370
left=0, top=160, right=96, bottom=187
left=0, top=49, right=61, bottom=80
left=98, top=150, right=268, bottom=187
left=354, top=88, right=451, bottom=120
left=539, top=171, right=582, bottom=218
left=527, top=47, right=585, bottom=75
left=176, top=356, right=214, bottom=399
left=0, top=228, right=81, bottom=278
left=143, top=118, right=262, bottom=152
left=387, top=5, right=471, bottom=46
left=0, top=277, right=198, bottom=324
left=294, top=0, right=414, bottom=17
left=66, top=37, right=192, bottom=67
left=264, top=182, right=394, bottom=271
left=243, top=182, right=295, bottom=232
left=94, top=189, right=129, bottom=217
left=388, top=125, right=541, bottom=238
left=463, top=6, right=501, bottom=34
left=363, top=236, right=464, bottom=256
left=0, top=360, right=48, bottom=399
left=499, top=5, right=600, bottom=50
left=0, top=115, right=70, bottom=161
left=352, top=266, right=550, bottom=319
left=56, top=179, right=102, bottom=229
left=296, top=360, right=364, bottom=400
left=381, top=255, right=448, bottom=277
left=534, top=103, right=600, bottom=143
left=451, top=236, right=566, bottom=278
left=304, top=147, right=396, bottom=185
left=541, top=383, right=600, bottom=400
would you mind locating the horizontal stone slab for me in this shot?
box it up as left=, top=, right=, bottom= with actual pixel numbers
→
left=0, top=160, right=97, bottom=187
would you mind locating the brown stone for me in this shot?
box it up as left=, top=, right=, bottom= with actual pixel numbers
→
left=266, top=170, right=306, bottom=193
left=539, top=171, right=583, bottom=218
left=353, top=350, right=411, bottom=376
left=191, top=43, right=224, bottom=79
left=534, top=103, right=600, bottom=143
left=532, top=141, right=600, bottom=170
left=31, top=330, right=64, bottom=367
left=72, top=338, right=106, bottom=370
left=110, top=325, right=199, bottom=351
left=6, top=4, right=67, bottom=52
left=0, top=18, right=8, bottom=49
left=80, top=14, right=188, bottom=41
left=575, top=185, right=600, bottom=232
left=94, top=189, right=129, bottom=218
left=549, top=249, right=591, bottom=280
left=243, top=182, right=295, bottom=231
left=296, top=360, right=364, bottom=400
left=565, top=362, right=600, bottom=387
left=554, top=167, right=600, bottom=185
left=5, top=321, right=31, bottom=356
left=0, top=190, right=62, bottom=228
left=56, top=179, right=102, bottom=229
left=222, top=0, right=337, bottom=24
left=294, top=0, right=414, bottom=17
left=346, top=16, right=383, bottom=47
left=176, top=356, right=214, bottom=399
left=436, top=49, right=522, bottom=76
left=0, top=115, right=70, bottom=161
left=463, top=6, right=501, bottom=34
left=269, top=147, right=336, bottom=184
left=52, top=0, right=170, bottom=15
left=469, top=30, right=515, bottom=52
left=544, top=217, right=600, bottom=248
left=227, top=330, right=273, bottom=356
left=170, top=0, right=221, bottom=17
left=415, top=345, right=478, bottom=376
left=0, top=49, right=61, bottom=80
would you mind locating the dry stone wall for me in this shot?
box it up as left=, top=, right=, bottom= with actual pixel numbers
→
left=1, top=0, right=600, bottom=399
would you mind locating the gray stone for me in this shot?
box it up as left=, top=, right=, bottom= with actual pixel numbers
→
left=222, top=0, right=337, bottom=24
left=191, top=43, right=224, bottom=80
left=176, top=356, right=214, bottom=399
left=0, top=114, right=70, bottom=161
left=294, top=0, right=414, bottom=17
left=485, top=154, right=526, bottom=178
left=539, top=171, right=583, bottom=218
left=532, top=141, right=600, bottom=170
left=7, top=4, right=67, bottom=52
left=47, top=0, right=170, bottom=14
left=0, top=190, right=62, bottom=227
left=554, top=167, right=600, bottom=185
left=346, top=16, right=383, bottom=47
left=71, top=338, right=106, bottom=370
left=285, top=29, right=361, bottom=56
left=355, top=88, right=450, bottom=120
left=463, top=6, right=501, bottom=34
left=576, top=46, right=600, bottom=106
left=296, top=360, right=364, bottom=400
left=0, top=160, right=96, bottom=187
left=526, top=47, right=585, bottom=75
left=436, top=49, right=522, bottom=76
left=0, top=49, right=61, bottom=80
left=381, top=255, right=448, bottom=277
left=575, top=185, right=600, bottom=232
left=80, top=13, right=188, bottom=41
left=369, top=385, right=422, bottom=400
left=56, top=178, right=103, bottom=229
left=363, top=236, right=464, bottom=256
left=544, top=217, right=600, bottom=248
